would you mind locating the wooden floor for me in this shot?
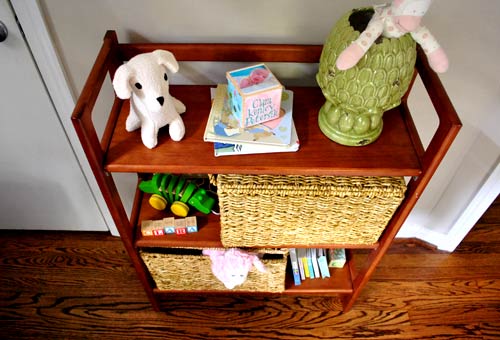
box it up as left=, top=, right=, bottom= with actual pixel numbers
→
left=0, top=197, right=498, bottom=340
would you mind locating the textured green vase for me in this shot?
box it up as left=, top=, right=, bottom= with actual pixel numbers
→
left=316, top=8, right=417, bottom=146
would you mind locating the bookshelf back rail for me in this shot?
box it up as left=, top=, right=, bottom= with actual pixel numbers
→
left=119, top=43, right=324, bottom=63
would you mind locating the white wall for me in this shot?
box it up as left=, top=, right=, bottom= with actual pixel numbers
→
left=398, top=0, right=500, bottom=245
left=38, top=0, right=500, bottom=242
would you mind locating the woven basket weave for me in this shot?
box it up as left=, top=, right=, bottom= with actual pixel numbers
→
left=216, top=174, right=406, bottom=247
left=140, top=248, right=288, bottom=292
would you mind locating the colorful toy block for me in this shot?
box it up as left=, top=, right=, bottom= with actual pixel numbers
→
left=174, top=218, right=187, bottom=235
left=185, top=216, right=198, bottom=233
left=141, top=219, right=166, bottom=236
left=175, top=228, right=187, bottom=235
left=163, top=217, right=176, bottom=234
left=226, top=63, right=283, bottom=128
left=141, top=216, right=199, bottom=237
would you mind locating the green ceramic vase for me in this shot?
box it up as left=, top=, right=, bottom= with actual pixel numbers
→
left=316, top=8, right=417, bottom=146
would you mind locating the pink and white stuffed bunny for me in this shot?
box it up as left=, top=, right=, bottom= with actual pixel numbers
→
left=336, top=0, right=448, bottom=73
left=202, top=248, right=266, bottom=289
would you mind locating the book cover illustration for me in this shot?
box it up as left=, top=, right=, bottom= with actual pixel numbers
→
left=204, top=84, right=294, bottom=146
left=213, top=121, right=300, bottom=157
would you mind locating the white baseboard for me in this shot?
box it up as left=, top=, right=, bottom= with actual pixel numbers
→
left=398, top=161, right=500, bottom=252
left=438, top=161, right=500, bottom=251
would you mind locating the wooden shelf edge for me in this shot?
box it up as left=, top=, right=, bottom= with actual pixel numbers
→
left=152, top=288, right=353, bottom=295
left=136, top=237, right=380, bottom=250
left=153, top=288, right=283, bottom=295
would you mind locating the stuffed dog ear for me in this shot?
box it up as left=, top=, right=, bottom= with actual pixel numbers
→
left=112, top=64, right=133, bottom=99
left=152, top=49, right=179, bottom=74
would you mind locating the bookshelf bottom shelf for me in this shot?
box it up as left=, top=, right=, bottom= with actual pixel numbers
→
left=283, top=261, right=353, bottom=294
left=147, top=262, right=353, bottom=296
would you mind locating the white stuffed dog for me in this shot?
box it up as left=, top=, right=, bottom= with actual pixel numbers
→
left=113, top=50, right=186, bottom=149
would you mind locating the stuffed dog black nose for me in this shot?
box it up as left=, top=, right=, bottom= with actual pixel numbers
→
left=157, top=96, right=165, bottom=106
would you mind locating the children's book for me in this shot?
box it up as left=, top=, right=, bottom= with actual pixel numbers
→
left=328, top=248, right=347, bottom=268
left=296, top=248, right=306, bottom=280
left=297, top=248, right=308, bottom=278
left=204, top=84, right=294, bottom=146
left=213, top=121, right=299, bottom=157
left=306, top=249, right=315, bottom=279
left=289, top=248, right=302, bottom=286
left=317, top=249, right=331, bottom=279
left=311, top=248, right=321, bottom=279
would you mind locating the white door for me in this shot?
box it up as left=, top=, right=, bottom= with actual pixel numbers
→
left=0, top=0, right=107, bottom=231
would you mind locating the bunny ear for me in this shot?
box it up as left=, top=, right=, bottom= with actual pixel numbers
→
left=153, top=49, right=179, bottom=73
left=252, top=256, right=267, bottom=273
left=112, top=64, right=133, bottom=99
left=202, top=249, right=224, bottom=257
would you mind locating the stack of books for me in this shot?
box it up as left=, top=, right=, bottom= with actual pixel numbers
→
left=289, top=248, right=346, bottom=286
left=203, top=84, right=300, bottom=157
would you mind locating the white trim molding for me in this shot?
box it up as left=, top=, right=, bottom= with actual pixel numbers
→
left=438, top=161, right=500, bottom=251
left=398, top=160, right=500, bottom=252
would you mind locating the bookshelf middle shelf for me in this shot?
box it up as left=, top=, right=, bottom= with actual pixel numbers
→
left=132, top=184, right=380, bottom=250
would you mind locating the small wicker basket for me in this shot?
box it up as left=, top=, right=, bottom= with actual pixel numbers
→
left=215, top=174, right=406, bottom=247
left=140, top=247, right=288, bottom=292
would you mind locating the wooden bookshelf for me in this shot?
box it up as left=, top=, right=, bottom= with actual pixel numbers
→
left=72, top=31, right=461, bottom=312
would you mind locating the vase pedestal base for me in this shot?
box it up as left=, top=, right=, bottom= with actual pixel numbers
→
left=318, top=102, right=383, bottom=147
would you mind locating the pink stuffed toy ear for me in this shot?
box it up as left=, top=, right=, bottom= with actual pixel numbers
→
left=251, top=255, right=266, bottom=273
left=202, top=249, right=224, bottom=257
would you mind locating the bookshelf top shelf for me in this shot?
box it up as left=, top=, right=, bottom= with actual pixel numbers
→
left=104, top=85, right=422, bottom=176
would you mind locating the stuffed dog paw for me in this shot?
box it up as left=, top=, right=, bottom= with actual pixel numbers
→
left=112, top=50, right=186, bottom=149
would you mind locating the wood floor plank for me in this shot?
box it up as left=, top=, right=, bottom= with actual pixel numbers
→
left=480, top=322, right=500, bottom=339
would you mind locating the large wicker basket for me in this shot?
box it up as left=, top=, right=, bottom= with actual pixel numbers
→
left=140, top=248, right=288, bottom=292
left=216, top=174, right=406, bottom=247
